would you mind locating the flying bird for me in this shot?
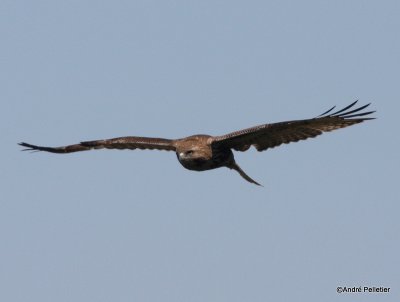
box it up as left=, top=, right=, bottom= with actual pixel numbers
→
left=19, top=101, right=374, bottom=186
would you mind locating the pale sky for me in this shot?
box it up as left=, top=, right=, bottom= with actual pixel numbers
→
left=1, top=1, right=399, bottom=301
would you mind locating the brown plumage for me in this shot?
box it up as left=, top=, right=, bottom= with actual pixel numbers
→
left=19, top=101, right=375, bottom=185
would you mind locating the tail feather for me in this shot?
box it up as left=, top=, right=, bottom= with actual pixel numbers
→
left=229, top=162, right=262, bottom=186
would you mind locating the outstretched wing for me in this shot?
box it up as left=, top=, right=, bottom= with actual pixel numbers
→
left=211, top=101, right=375, bottom=152
left=19, top=136, right=176, bottom=154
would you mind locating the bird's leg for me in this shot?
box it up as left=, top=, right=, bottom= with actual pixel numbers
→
left=228, top=162, right=262, bottom=186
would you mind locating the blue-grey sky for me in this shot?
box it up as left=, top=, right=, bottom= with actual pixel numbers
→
left=1, top=1, right=399, bottom=301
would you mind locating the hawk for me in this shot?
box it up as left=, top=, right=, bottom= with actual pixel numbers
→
left=19, top=101, right=374, bottom=186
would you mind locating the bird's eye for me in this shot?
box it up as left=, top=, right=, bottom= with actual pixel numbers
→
left=186, top=150, right=194, bottom=155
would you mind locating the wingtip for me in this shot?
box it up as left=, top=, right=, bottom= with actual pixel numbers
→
left=19, top=142, right=41, bottom=152
left=318, top=101, right=375, bottom=120
left=19, top=142, right=31, bottom=151
left=317, top=105, right=336, bottom=117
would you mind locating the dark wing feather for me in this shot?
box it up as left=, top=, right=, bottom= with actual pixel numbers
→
left=19, top=136, right=176, bottom=154
left=211, top=101, right=375, bottom=152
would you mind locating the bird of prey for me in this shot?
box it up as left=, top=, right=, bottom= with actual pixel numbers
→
left=19, top=101, right=374, bottom=186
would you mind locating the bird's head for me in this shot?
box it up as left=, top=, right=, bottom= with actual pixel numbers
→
left=177, top=148, right=205, bottom=161
left=175, top=146, right=212, bottom=171
left=174, top=135, right=214, bottom=170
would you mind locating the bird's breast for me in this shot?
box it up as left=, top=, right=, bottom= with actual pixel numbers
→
left=177, top=148, right=234, bottom=171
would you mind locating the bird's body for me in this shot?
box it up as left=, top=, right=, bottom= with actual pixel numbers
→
left=174, top=135, right=230, bottom=170
left=20, top=101, right=375, bottom=185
